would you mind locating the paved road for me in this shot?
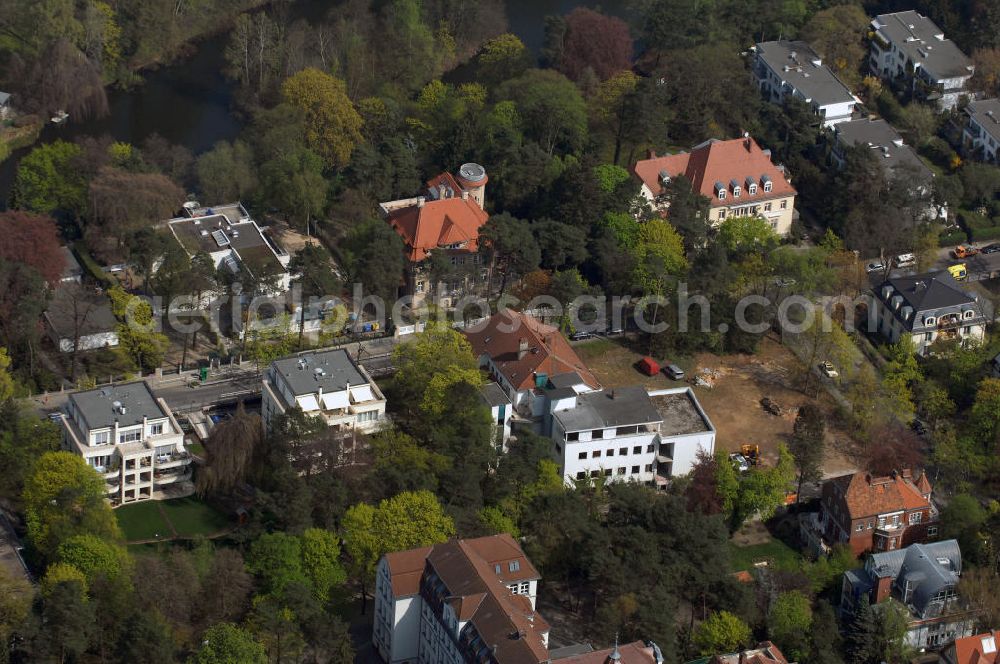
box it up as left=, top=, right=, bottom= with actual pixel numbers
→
left=0, top=512, right=30, bottom=583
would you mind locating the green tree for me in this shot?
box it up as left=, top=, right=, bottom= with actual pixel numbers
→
left=281, top=68, right=363, bottom=170
left=693, top=610, right=752, bottom=655
left=718, top=215, right=780, bottom=255
left=971, top=378, right=1000, bottom=447
left=260, top=148, right=327, bottom=235
left=480, top=212, right=541, bottom=296
left=800, top=5, right=870, bottom=88
left=478, top=506, right=520, bottom=537
left=371, top=429, right=450, bottom=495
left=392, top=323, right=481, bottom=420
left=56, top=533, right=131, bottom=585
left=341, top=218, right=405, bottom=304
left=496, top=69, right=588, bottom=155
left=789, top=404, right=826, bottom=501
left=23, top=451, right=121, bottom=560
left=107, top=286, right=169, bottom=372
left=11, top=140, right=86, bottom=214
left=36, top=575, right=94, bottom=663
left=115, top=610, right=176, bottom=664
left=475, top=33, right=532, bottom=85
left=769, top=591, right=813, bottom=661
left=191, top=623, right=267, bottom=664
left=0, top=568, right=31, bottom=664
left=0, top=347, right=16, bottom=403
left=195, top=140, right=258, bottom=203
left=300, top=528, right=347, bottom=602
left=938, top=494, right=987, bottom=560
left=289, top=243, right=339, bottom=348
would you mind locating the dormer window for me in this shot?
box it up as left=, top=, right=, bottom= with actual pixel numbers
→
left=717, top=189, right=726, bottom=200
left=963, top=310, right=975, bottom=319
left=748, top=183, right=757, bottom=195
left=925, top=316, right=936, bottom=326
left=715, top=181, right=726, bottom=200
left=730, top=179, right=741, bottom=197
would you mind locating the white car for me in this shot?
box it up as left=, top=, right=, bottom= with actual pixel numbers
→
left=729, top=454, right=750, bottom=473
left=895, top=253, right=916, bottom=268
left=866, top=261, right=885, bottom=273
left=819, top=361, right=839, bottom=378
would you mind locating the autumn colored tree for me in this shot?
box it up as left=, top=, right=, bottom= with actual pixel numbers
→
left=281, top=68, right=363, bottom=170
left=475, top=33, right=533, bottom=85
left=87, top=168, right=184, bottom=259
left=800, top=5, right=870, bottom=88
left=557, top=8, right=633, bottom=82
left=196, top=404, right=263, bottom=496
left=0, top=211, right=65, bottom=285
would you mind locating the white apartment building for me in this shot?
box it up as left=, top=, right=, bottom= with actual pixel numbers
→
left=59, top=382, right=191, bottom=504
left=869, top=11, right=974, bottom=110
left=373, top=534, right=549, bottom=664
left=753, top=40, right=859, bottom=127
left=261, top=348, right=387, bottom=433
left=963, top=98, right=1000, bottom=164
left=551, top=386, right=716, bottom=487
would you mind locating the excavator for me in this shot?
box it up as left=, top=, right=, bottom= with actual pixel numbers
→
left=739, top=444, right=760, bottom=466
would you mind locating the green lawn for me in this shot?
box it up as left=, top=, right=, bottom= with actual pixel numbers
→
left=116, top=501, right=171, bottom=541
left=116, top=497, right=229, bottom=542
left=160, top=496, right=229, bottom=536
left=186, top=442, right=206, bottom=457
left=728, top=538, right=803, bottom=572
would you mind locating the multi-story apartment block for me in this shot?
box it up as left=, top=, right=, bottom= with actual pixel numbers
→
left=807, top=469, right=937, bottom=556
left=869, top=11, right=974, bottom=110
left=165, top=201, right=292, bottom=303
left=464, top=309, right=600, bottom=420
left=58, top=382, right=191, bottom=504
left=831, top=118, right=940, bottom=220
left=633, top=136, right=798, bottom=235
left=962, top=98, right=1000, bottom=164
left=872, top=273, right=987, bottom=356
left=379, top=164, right=490, bottom=308
left=552, top=386, right=715, bottom=487
left=261, top=348, right=386, bottom=433
left=840, top=540, right=977, bottom=649
left=752, top=40, right=859, bottom=127
left=373, top=534, right=549, bottom=664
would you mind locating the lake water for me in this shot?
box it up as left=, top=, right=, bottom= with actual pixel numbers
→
left=0, top=0, right=629, bottom=207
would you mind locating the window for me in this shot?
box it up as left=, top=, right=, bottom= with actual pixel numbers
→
left=909, top=512, right=922, bottom=524
left=619, top=447, right=627, bottom=456
left=577, top=471, right=586, bottom=480
left=149, top=423, right=164, bottom=435
left=606, top=449, right=614, bottom=457
left=732, top=186, right=741, bottom=197
left=717, top=189, right=726, bottom=200
left=764, top=202, right=772, bottom=212
left=646, top=444, right=654, bottom=453
left=617, top=467, right=626, bottom=475
left=416, top=281, right=425, bottom=293
left=592, top=429, right=605, bottom=439
left=92, top=431, right=110, bottom=445
left=578, top=452, right=587, bottom=460
left=928, top=526, right=938, bottom=536
left=631, top=465, right=640, bottom=474
left=964, top=310, right=975, bottom=319
left=592, top=450, right=601, bottom=458
left=604, top=469, right=612, bottom=476
left=119, top=430, right=141, bottom=444
left=591, top=470, right=600, bottom=478
left=718, top=209, right=727, bottom=220
left=925, top=316, right=936, bottom=326
left=748, top=183, right=757, bottom=195
left=567, top=432, right=579, bottom=442
left=764, top=181, right=772, bottom=193
left=633, top=446, right=641, bottom=454
left=644, top=464, right=653, bottom=472
left=519, top=582, right=530, bottom=594
left=780, top=200, right=788, bottom=209
left=856, top=523, right=864, bottom=532
left=357, top=410, right=379, bottom=422
left=508, top=560, right=520, bottom=572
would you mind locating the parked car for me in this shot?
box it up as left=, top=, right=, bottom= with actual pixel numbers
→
left=865, top=261, right=885, bottom=273
left=606, top=325, right=625, bottom=335
left=638, top=357, right=660, bottom=376
left=895, top=253, right=916, bottom=267
left=948, top=263, right=968, bottom=281
left=729, top=453, right=751, bottom=473
left=982, top=243, right=1000, bottom=255
left=570, top=330, right=593, bottom=341
left=760, top=397, right=782, bottom=415
left=773, top=277, right=797, bottom=288
left=819, top=360, right=839, bottom=378
left=663, top=364, right=684, bottom=380
left=953, top=245, right=979, bottom=259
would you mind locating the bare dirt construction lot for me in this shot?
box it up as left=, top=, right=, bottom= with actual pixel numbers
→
left=575, top=335, right=859, bottom=477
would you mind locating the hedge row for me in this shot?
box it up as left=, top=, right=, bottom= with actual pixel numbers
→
left=970, top=225, right=1000, bottom=242
left=939, top=230, right=969, bottom=246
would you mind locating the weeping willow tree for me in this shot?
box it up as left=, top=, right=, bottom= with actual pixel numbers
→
left=196, top=403, right=263, bottom=497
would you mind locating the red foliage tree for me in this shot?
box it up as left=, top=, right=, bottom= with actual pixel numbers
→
left=0, top=211, right=66, bottom=285
left=558, top=8, right=633, bottom=82
left=866, top=422, right=926, bottom=476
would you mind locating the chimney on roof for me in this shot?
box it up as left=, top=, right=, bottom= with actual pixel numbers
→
left=417, top=196, right=426, bottom=208
left=461, top=189, right=469, bottom=201
left=647, top=149, right=657, bottom=159
left=439, top=183, right=447, bottom=199
left=744, top=132, right=751, bottom=151
left=518, top=337, right=529, bottom=360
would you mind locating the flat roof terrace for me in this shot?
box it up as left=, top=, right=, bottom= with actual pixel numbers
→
left=649, top=388, right=714, bottom=436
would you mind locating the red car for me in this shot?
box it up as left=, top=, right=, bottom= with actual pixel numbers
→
left=638, top=357, right=660, bottom=376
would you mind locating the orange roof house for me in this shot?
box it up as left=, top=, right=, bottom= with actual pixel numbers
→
left=633, top=136, right=798, bottom=235
left=380, top=163, right=490, bottom=263
left=944, top=631, right=1000, bottom=664
left=464, top=309, right=600, bottom=398
left=818, top=469, right=937, bottom=555
left=709, top=642, right=791, bottom=664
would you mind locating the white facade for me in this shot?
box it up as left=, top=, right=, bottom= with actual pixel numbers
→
left=753, top=41, right=859, bottom=127
left=52, top=330, right=119, bottom=353
left=963, top=99, right=1000, bottom=164
left=261, top=350, right=387, bottom=434
left=551, top=387, right=715, bottom=487
left=872, top=277, right=987, bottom=356
left=374, top=557, right=422, bottom=664
left=60, top=383, right=191, bottom=504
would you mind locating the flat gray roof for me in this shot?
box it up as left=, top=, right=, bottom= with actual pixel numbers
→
left=553, top=386, right=662, bottom=433
left=835, top=119, right=933, bottom=182
left=756, top=41, right=856, bottom=107
left=45, top=285, right=117, bottom=339
left=650, top=390, right=713, bottom=435
left=69, top=381, right=166, bottom=431
left=967, top=98, right=1000, bottom=143
left=479, top=382, right=510, bottom=407
left=271, top=348, right=367, bottom=396
left=60, top=247, right=82, bottom=279
left=873, top=11, right=972, bottom=80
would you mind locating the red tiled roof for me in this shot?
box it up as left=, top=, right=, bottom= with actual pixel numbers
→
left=952, top=631, right=1000, bottom=664
left=384, top=545, right=433, bottom=597
left=827, top=470, right=932, bottom=520
left=463, top=309, right=600, bottom=393
left=633, top=137, right=796, bottom=206
left=556, top=641, right=660, bottom=663
left=387, top=197, right=489, bottom=262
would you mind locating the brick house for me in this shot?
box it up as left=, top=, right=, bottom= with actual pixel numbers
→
left=816, top=469, right=937, bottom=556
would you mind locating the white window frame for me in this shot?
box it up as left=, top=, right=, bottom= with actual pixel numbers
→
left=748, top=183, right=758, bottom=195
left=732, top=185, right=741, bottom=198
left=764, top=181, right=772, bottom=193
left=149, top=422, right=164, bottom=436
left=92, top=431, right=110, bottom=446
left=717, top=189, right=726, bottom=200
